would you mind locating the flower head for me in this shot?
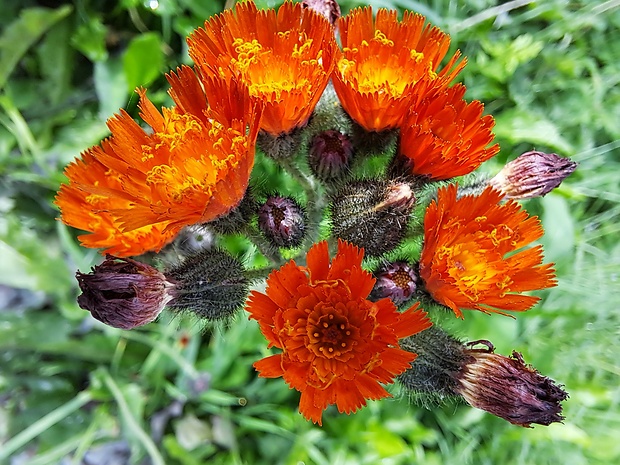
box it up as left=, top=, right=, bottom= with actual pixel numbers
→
left=396, top=84, right=499, bottom=180
left=77, top=256, right=175, bottom=329
left=419, top=184, right=556, bottom=317
left=333, top=7, right=465, bottom=132
left=55, top=66, right=261, bottom=257
left=188, top=0, right=337, bottom=136
left=246, top=239, right=431, bottom=425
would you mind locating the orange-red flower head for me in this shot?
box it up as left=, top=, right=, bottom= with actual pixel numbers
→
left=419, top=184, right=556, bottom=317
left=188, top=0, right=337, bottom=136
left=55, top=66, right=262, bottom=257
left=333, top=7, right=465, bottom=132
left=246, top=239, right=431, bottom=425
left=397, top=84, right=499, bottom=180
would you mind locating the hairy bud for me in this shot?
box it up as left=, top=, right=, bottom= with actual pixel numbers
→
left=490, top=151, right=577, bottom=199
left=370, top=261, right=418, bottom=305
left=76, top=256, right=174, bottom=329
left=308, top=130, right=354, bottom=182
left=166, top=249, right=249, bottom=322
left=257, top=127, right=304, bottom=160
left=258, top=195, right=306, bottom=248
left=329, top=179, right=415, bottom=257
left=399, top=328, right=568, bottom=427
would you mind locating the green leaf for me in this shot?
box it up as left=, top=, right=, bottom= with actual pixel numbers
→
left=71, top=16, right=108, bottom=62
left=122, top=32, right=164, bottom=92
left=0, top=5, right=73, bottom=90
left=94, top=57, right=129, bottom=120
left=493, top=107, right=574, bottom=154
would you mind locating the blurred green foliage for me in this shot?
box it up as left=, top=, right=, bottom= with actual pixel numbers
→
left=1, top=0, right=619, bottom=464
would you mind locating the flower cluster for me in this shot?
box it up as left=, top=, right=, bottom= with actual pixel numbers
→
left=57, top=1, right=575, bottom=427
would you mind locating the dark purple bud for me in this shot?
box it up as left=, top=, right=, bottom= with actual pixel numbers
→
left=490, top=151, right=577, bottom=199
left=258, top=196, right=306, bottom=248
left=371, top=261, right=418, bottom=304
left=398, top=328, right=569, bottom=427
left=308, top=130, right=353, bottom=182
left=76, top=256, right=174, bottom=329
left=457, top=344, right=569, bottom=427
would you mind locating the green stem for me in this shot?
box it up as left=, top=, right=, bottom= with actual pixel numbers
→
left=101, top=369, right=166, bottom=465
left=121, top=330, right=199, bottom=379
left=278, top=157, right=327, bottom=253
left=0, top=391, right=92, bottom=461
left=242, top=224, right=282, bottom=265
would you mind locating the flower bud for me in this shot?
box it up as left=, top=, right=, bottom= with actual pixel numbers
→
left=329, top=179, right=415, bottom=257
left=258, top=195, right=306, bottom=248
left=308, top=130, right=354, bottom=182
left=399, top=328, right=568, bottom=427
left=457, top=343, right=568, bottom=427
left=76, top=256, right=175, bottom=330
left=166, top=249, right=249, bottom=322
left=490, top=151, right=577, bottom=199
left=370, top=261, right=418, bottom=305
left=301, top=0, right=341, bottom=26
left=257, top=127, right=304, bottom=160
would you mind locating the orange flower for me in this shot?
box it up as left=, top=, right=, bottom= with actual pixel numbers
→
left=187, top=0, right=337, bottom=136
left=333, top=7, right=465, bottom=132
left=246, top=239, right=431, bottom=425
left=397, top=84, right=499, bottom=180
left=55, top=66, right=262, bottom=257
left=419, top=184, right=556, bottom=317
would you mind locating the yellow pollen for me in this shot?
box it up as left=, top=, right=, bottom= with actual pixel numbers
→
left=410, top=51, right=424, bottom=62
left=292, top=39, right=313, bottom=59
left=373, top=30, right=393, bottom=47
left=341, top=343, right=346, bottom=347
left=323, top=322, right=328, bottom=328
left=314, top=332, right=319, bottom=337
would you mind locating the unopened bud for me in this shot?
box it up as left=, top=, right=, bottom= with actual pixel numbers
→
left=371, top=261, right=418, bottom=305
left=257, top=127, right=304, bottom=160
left=301, top=0, right=341, bottom=27
left=308, top=130, right=354, bottom=182
left=166, top=249, right=249, bottom=322
left=399, top=328, right=568, bottom=427
left=330, top=179, right=415, bottom=257
left=490, top=151, right=577, bottom=199
left=76, top=256, right=175, bottom=329
left=258, top=195, right=306, bottom=248
left=457, top=343, right=568, bottom=427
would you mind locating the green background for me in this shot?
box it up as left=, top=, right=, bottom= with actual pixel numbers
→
left=1, top=0, right=619, bottom=464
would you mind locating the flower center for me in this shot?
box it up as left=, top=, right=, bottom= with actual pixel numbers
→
left=307, top=309, right=357, bottom=359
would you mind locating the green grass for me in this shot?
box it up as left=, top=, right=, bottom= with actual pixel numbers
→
left=1, top=0, right=619, bottom=464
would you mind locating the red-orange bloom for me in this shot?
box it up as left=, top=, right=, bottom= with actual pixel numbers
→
left=246, top=239, right=431, bottom=425
left=398, top=84, right=499, bottom=180
left=55, top=66, right=261, bottom=257
left=333, top=7, right=465, bottom=132
left=188, top=0, right=337, bottom=136
left=419, top=184, right=557, bottom=317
